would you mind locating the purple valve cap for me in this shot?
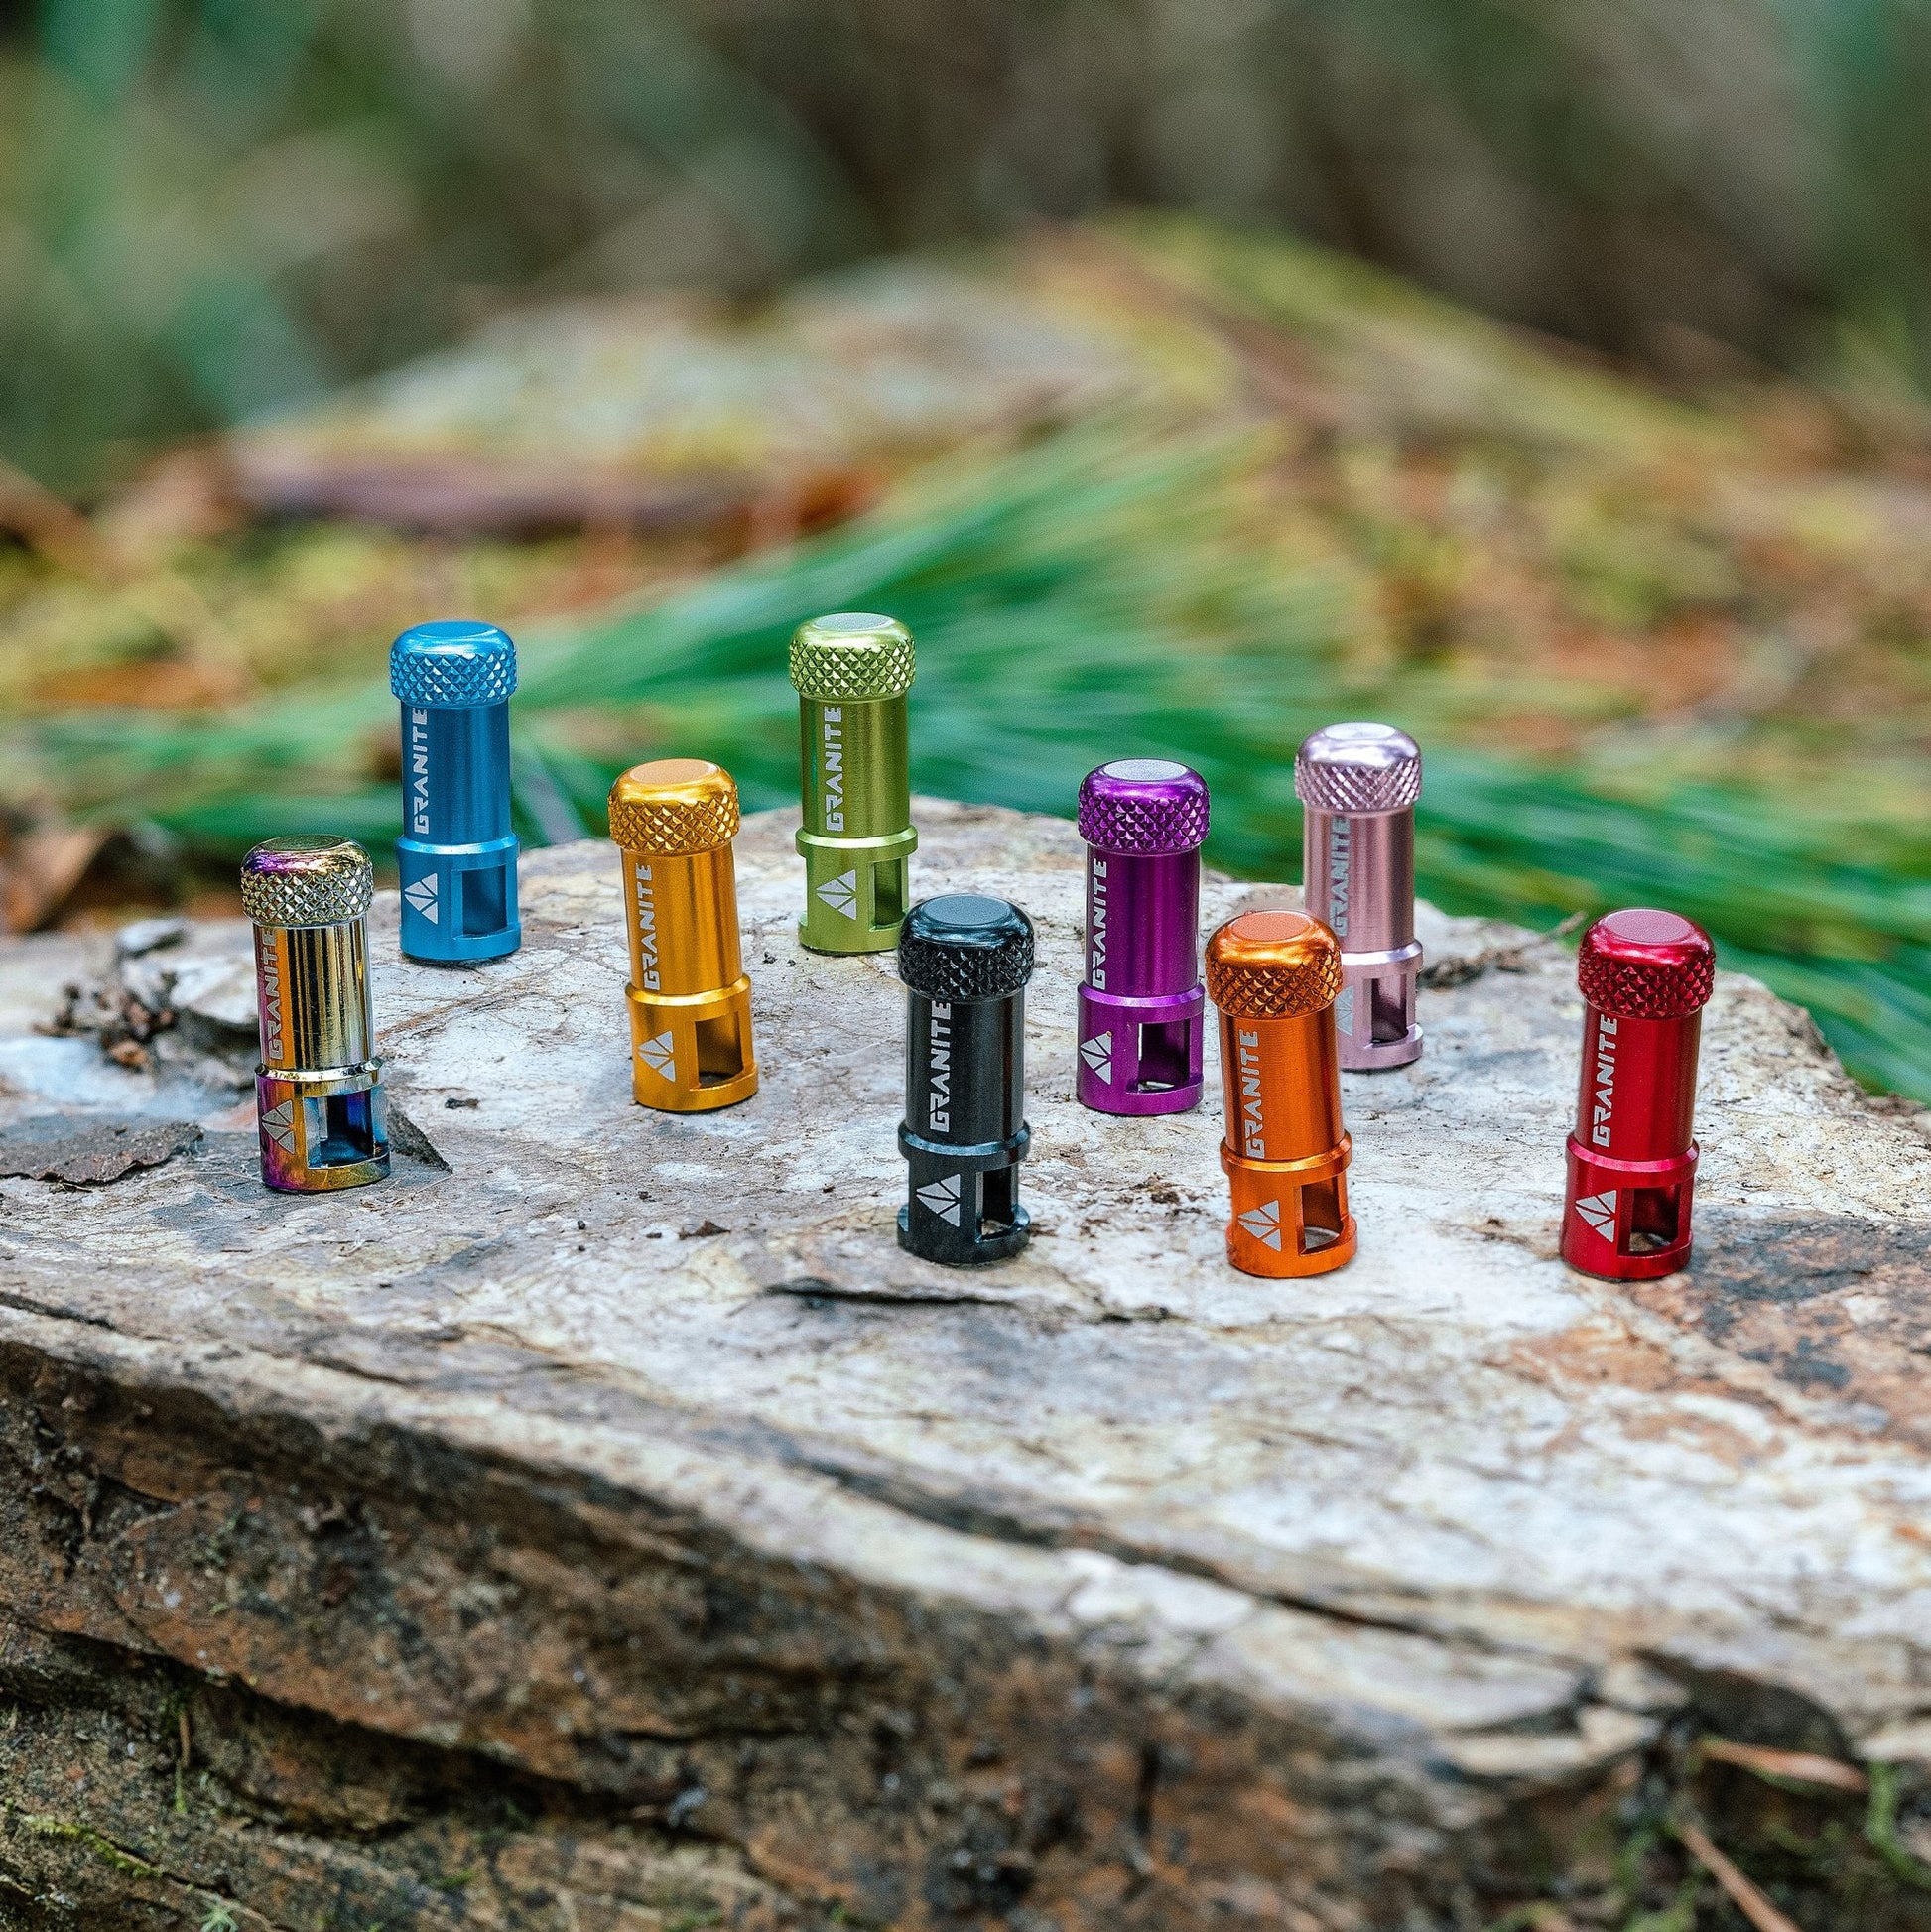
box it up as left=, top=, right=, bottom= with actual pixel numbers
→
left=1076, top=759, right=1209, bottom=1115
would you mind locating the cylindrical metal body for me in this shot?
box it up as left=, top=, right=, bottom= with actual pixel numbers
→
left=1076, top=759, right=1208, bottom=1116
left=1295, top=723, right=1423, bottom=1070
left=390, top=619, right=520, bottom=964
left=1561, top=908, right=1715, bottom=1280
left=897, top=895, right=1034, bottom=1265
left=607, top=758, right=758, bottom=1113
left=240, top=837, right=388, bottom=1193
left=1206, top=910, right=1355, bottom=1277
left=790, top=613, right=918, bottom=953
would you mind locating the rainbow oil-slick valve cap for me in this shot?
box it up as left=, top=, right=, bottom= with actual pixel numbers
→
left=1206, top=909, right=1355, bottom=1278
left=1561, top=908, right=1715, bottom=1281
left=1295, top=723, right=1423, bottom=1070
left=897, top=895, right=1034, bottom=1265
left=789, top=612, right=917, bottom=953
left=607, top=758, right=758, bottom=1113
left=390, top=619, right=520, bottom=964
left=1076, top=758, right=1208, bottom=1115
left=240, top=837, right=389, bottom=1193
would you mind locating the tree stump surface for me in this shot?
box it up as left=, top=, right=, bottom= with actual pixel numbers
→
left=2, top=799, right=1929, bottom=1930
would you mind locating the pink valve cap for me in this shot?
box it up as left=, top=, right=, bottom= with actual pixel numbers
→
left=1295, top=723, right=1422, bottom=816
left=1296, top=723, right=1424, bottom=1070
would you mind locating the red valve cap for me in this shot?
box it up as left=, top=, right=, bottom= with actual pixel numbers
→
left=1561, top=908, right=1715, bottom=1281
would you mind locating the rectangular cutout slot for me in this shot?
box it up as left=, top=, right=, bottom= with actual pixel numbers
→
left=870, top=860, right=907, bottom=932
left=1299, top=1177, right=1346, bottom=1252
left=461, top=865, right=509, bottom=936
left=1370, top=975, right=1411, bottom=1045
left=1624, top=1186, right=1681, bottom=1254
left=694, top=1013, right=746, bottom=1085
left=301, top=1092, right=377, bottom=1166
left=1135, top=1019, right=1191, bottom=1092
left=979, top=1166, right=1018, bottom=1235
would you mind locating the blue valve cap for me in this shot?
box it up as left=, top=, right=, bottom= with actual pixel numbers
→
left=389, top=619, right=521, bottom=964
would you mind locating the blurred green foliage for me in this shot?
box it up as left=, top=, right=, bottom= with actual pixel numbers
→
left=0, top=0, right=871, bottom=490
left=24, top=417, right=1931, bottom=1096
left=11, top=0, right=1931, bottom=493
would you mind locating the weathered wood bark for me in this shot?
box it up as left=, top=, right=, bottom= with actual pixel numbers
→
left=3, top=801, right=1930, bottom=1930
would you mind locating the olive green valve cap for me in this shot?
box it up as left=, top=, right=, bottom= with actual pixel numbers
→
left=790, top=612, right=918, bottom=954
left=789, top=612, right=917, bottom=701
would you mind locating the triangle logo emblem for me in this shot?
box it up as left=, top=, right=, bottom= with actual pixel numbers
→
left=1334, top=985, right=1355, bottom=1038
left=1080, top=1031, right=1113, bottom=1083
left=916, top=1173, right=962, bottom=1225
left=261, top=1100, right=297, bottom=1152
left=404, top=875, right=439, bottom=925
left=636, top=1031, right=677, bottom=1078
left=1574, top=1191, right=1618, bottom=1237
left=1237, top=1200, right=1284, bottom=1250
left=817, top=870, right=859, bottom=919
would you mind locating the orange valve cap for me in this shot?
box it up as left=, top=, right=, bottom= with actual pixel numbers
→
left=607, top=758, right=758, bottom=1113
left=1206, top=910, right=1356, bottom=1277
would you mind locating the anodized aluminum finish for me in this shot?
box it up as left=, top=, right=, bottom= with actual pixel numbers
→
left=1296, top=723, right=1423, bottom=1071
left=791, top=612, right=918, bottom=954
left=243, top=836, right=388, bottom=1193
left=1303, top=809, right=1414, bottom=957
left=1077, top=759, right=1208, bottom=1117
left=1088, top=848, right=1199, bottom=999
left=254, top=921, right=372, bottom=1074
left=1560, top=907, right=1713, bottom=1282
left=1206, top=909, right=1355, bottom=1278
left=392, top=620, right=520, bottom=963
left=608, top=758, right=758, bottom=1113
left=897, top=894, right=1033, bottom=1265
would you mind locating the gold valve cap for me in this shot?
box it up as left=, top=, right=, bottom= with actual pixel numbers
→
left=607, top=759, right=741, bottom=856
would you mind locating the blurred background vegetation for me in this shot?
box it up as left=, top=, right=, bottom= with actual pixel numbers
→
left=7, top=0, right=1931, bottom=1116
left=13, top=0, right=1931, bottom=492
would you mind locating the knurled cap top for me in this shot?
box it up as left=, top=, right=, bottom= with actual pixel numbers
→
left=790, top=612, right=916, bottom=703
left=1078, top=759, right=1210, bottom=854
left=390, top=619, right=517, bottom=708
left=898, top=894, right=1034, bottom=1002
left=1295, top=722, right=1422, bottom=815
left=607, top=759, right=740, bottom=856
left=1578, top=909, right=1715, bottom=1020
left=240, top=837, right=374, bottom=928
left=1207, top=909, right=1342, bottom=1020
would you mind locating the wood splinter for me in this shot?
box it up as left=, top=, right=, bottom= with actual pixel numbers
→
left=1676, top=1820, right=1803, bottom=1932
left=1700, top=1736, right=1869, bottom=1793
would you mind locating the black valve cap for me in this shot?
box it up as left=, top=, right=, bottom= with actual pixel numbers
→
left=897, top=893, right=1035, bottom=1001
left=897, top=895, right=1034, bottom=1265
